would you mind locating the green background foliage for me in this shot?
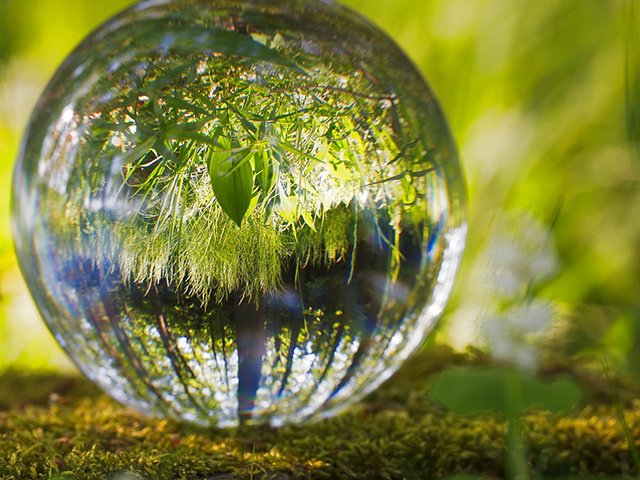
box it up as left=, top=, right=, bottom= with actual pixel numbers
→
left=0, top=0, right=636, bottom=372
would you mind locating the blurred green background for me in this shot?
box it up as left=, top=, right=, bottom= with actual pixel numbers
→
left=0, top=0, right=636, bottom=373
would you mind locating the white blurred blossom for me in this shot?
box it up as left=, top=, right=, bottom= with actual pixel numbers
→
left=474, top=212, right=560, bottom=371
left=447, top=211, right=560, bottom=355
left=486, top=213, right=558, bottom=298
left=481, top=300, right=555, bottom=371
left=508, top=300, right=555, bottom=335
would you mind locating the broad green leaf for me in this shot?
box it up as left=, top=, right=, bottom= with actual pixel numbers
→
left=428, top=366, right=583, bottom=416
left=208, top=140, right=254, bottom=227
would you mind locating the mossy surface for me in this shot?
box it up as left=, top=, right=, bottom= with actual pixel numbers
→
left=1, top=347, right=640, bottom=479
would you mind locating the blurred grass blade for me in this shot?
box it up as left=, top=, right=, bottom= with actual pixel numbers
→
left=626, top=0, right=640, bottom=161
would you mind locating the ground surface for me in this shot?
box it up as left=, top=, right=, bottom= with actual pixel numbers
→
left=1, top=347, right=640, bottom=479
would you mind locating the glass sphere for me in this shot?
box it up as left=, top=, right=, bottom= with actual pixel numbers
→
left=12, top=0, right=466, bottom=427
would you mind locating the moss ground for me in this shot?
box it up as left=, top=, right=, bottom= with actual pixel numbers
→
left=1, top=346, right=640, bottom=479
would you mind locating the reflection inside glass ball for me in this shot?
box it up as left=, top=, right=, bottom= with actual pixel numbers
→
left=12, top=0, right=466, bottom=426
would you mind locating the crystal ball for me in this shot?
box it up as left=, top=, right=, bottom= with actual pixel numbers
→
left=12, top=0, right=466, bottom=426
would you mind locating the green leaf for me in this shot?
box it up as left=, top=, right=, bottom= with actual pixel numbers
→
left=300, top=208, right=317, bottom=232
left=208, top=139, right=254, bottom=226
left=164, top=119, right=212, bottom=137
left=253, top=148, right=278, bottom=201
left=125, top=22, right=302, bottom=71
left=428, top=366, right=583, bottom=416
left=155, top=94, right=211, bottom=117
left=278, top=194, right=298, bottom=224
left=277, top=140, right=324, bottom=164
left=117, top=135, right=157, bottom=165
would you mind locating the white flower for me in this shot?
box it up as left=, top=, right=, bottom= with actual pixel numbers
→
left=481, top=300, right=555, bottom=372
left=508, top=300, right=554, bottom=335
left=485, top=213, right=558, bottom=299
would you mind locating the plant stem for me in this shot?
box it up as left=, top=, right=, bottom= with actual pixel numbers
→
left=505, top=371, right=529, bottom=480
